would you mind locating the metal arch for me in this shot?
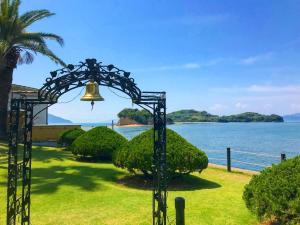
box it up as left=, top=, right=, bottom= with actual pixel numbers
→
left=38, top=58, right=142, bottom=104
left=7, top=59, right=167, bottom=225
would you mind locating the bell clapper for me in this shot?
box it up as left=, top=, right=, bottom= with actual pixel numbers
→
left=91, top=100, right=94, bottom=110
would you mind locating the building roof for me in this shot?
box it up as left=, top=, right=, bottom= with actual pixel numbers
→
left=12, top=84, right=39, bottom=93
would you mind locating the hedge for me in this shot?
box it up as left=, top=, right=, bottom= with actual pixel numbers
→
left=113, top=128, right=208, bottom=177
left=57, top=128, right=85, bottom=147
left=243, top=156, right=300, bottom=224
left=70, top=126, right=127, bottom=161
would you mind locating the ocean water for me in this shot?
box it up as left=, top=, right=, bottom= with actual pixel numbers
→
left=82, top=122, right=300, bottom=171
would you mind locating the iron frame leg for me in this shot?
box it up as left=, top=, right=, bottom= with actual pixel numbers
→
left=153, top=98, right=167, bottom=225
left=7, top=99, right=21, bottom=225
left=21, top=102, right=33, bottom=224
left=7, top=100, right=33, bottom=225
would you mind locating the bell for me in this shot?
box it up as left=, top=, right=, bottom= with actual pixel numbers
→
left=80, top=80, right=104, bottom=101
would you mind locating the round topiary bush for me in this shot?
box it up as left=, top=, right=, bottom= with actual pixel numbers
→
left=113, top=128, right=208, bottom=177
left=70, top=126, right=127, bottom=161
left=57, top=128, right=85, bottom=147
left=243, top=156, right=300, bottom=225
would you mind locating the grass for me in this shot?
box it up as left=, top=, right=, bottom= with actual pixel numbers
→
left=0, top=142, right=257, bottom=225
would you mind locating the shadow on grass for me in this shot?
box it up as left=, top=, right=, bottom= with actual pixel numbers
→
left=31, top=146, right=74, bottom=163
left=31, top=165, right=126, bottom=194
left=118, top=173, right=221, bottom=191
left=0, top=144, right=220, bottom=193
left=0, top=143, right=69, bottom=165
left=0, top=142, right=73, bottom=163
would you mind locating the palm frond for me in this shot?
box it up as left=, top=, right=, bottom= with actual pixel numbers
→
left=0, top=40, right=10, bottom=54
left=0, top=1, right=65, bottom=67
left=19, top=9, right=54, bottom=28
left=33, top=32, right=64, bottom=46
left=0, top=0, right=8, bottom=17
left=8, top=0, right=20, bottom=18
left=0, top=39, right=11, bottom=60
left=36, top=45, right=66, bottom=66
left=19, top=41, right=66, bottom=66
left=18, top=50, right=34, bottom=65
left=13, top=32, right=46, bottom=46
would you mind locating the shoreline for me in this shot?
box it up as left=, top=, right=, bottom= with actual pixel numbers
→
left=113, top=124, right=150, bottom=128
left=111, top=121, right=287, bottom=127
left=208, top=163, right=259, bottom=175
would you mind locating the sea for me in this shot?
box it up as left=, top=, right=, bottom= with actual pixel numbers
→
left=81, top=122, right=300, bottom=171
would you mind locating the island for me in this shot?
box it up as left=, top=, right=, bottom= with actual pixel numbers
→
left=167, top=110, right=283, bottom=123
left=117, top=108, right=283, bottom=125
left=117, top=108, right=174, bottom=126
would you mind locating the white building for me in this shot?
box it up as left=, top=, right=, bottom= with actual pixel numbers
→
left=8, top=84, right=48, bottom=125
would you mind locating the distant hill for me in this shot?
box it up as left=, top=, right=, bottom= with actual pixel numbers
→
left=117, top=108, right=283, bottom=125
left=283, top=113, right=300, bottom=122
left=167, top=110, right=219, bottom=122
left=48, top=114, right=73, bottom=124
left=167, top=110, right=284, bottom=123
left=117, top=108, right=173, bottom=125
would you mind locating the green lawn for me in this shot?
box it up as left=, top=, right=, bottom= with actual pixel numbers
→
left=0, top=142, right=257, bottom=225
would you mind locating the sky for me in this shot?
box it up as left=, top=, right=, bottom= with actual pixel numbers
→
left=13, top=0, right=300, bottom=122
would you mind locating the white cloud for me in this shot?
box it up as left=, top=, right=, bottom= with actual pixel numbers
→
left=240, top=52, right=274, bottom=65
left=246, top=85, right=300, bottom=93
left=134, top=62, right=200, bottom=71
left=133, top=58, right=225, bottom=72
left=183, top=63, right=200, bottom=69
left=290, top=103, right=300, bottom=111
left=263, top=103, right=272, bottom=109
left=235, top=102, right=248, bottom=109
left=210, top=103, right=228, bottom=111
left=152, top=63, right=200, bottom=71
left=212, top=85, right=300, bottom=94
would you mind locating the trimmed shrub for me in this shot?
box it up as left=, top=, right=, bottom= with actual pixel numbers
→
left=113, top=128, right=208, bottom=177
left=70, top=126, right=127, bottom=161
left=57, top=128, right=85, bottom=147
left=243, top=156, right=300, bottom=225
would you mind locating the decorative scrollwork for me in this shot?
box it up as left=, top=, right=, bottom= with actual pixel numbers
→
left=38, top=59, right=142, bottom=103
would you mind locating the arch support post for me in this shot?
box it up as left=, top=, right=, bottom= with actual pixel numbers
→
left=7, top=99, right=21, bottom=225
left=21, top=102, right=33, bottom=224
left=152, top=97, right=167, bottom=225
left=7, top=99, right=33, bottom=225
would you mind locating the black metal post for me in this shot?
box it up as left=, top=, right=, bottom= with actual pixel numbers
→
left=7, top=99, right=21, bottom=225
left=21, top=102, right=33, bottom=224
left=227, top=147, right=231, bottom=172
left=111, top=120, right=114, bottom=130
left=281, top=153, right=286, bottom=162
left=175, top=197, right=185, bottom=225
left=152, top=98, right=167, bottom=225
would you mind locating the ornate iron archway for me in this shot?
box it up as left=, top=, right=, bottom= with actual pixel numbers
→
left=7, top=59, right=167, bottom=225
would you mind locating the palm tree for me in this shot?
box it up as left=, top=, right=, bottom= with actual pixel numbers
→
left=0, top=0, right=65, bottom=138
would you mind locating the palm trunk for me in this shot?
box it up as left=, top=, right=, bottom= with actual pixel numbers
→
left=0, top=66, right=13, bottom=140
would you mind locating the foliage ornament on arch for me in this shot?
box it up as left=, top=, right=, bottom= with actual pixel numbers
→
left=38, top=58, right=142, bottom=103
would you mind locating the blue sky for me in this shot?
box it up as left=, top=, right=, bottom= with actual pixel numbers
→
left=13, top=0, right=300, bottom=122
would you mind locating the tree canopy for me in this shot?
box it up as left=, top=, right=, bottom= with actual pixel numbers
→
left=113, top=128, right=208, bottom=178
left=167, top=110, right=283, bottom=122
left=0, top=0, right=65, bottom=67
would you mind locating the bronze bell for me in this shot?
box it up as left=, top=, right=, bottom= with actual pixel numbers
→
left=80, top=80, right=104, bottom=102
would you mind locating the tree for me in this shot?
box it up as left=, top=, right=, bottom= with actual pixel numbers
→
left=113, top=128, right=208, bottom=178
left=0, top=0, right=65, bottom=138
left=243, top=156, right=300, bottom=224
